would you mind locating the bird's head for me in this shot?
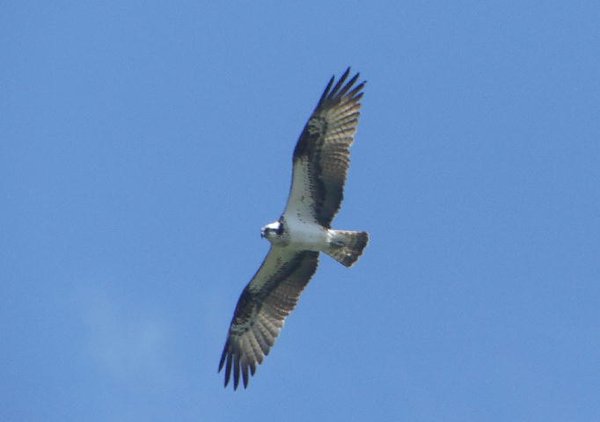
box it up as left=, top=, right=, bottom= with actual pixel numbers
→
left=261, top=220, right=285, bottom=243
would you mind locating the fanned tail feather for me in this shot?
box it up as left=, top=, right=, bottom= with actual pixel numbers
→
left=326, top=230, right=369, bottom=267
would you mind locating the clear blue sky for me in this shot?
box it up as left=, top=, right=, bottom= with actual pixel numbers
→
left=2, top=1, right=599, bottom=421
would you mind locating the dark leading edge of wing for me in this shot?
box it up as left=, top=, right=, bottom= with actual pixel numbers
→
left=292, top=68, right=366, bottom=228
left=218, top=249, right=319, bottom=390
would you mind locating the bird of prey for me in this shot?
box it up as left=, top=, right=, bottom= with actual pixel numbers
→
left=219, top=68, right=369, bottom=390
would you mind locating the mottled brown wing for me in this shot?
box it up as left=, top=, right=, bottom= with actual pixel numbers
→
left=218, top=248, right=319, bottom=390
left=284, top=68, right=365, bottom=228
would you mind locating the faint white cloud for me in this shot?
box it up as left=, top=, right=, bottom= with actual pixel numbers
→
left=78, top=285, right=173, bottom=386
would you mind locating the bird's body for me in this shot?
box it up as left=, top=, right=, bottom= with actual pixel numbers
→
left=267, top=215, right=329, bottom=249
left=219, top=68, right=369, bottom=389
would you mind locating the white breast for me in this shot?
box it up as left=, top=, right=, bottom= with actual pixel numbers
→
left=284, top=214, right=330, bottom=252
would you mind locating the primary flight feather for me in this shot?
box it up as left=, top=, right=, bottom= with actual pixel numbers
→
left=219, top=68, right=369, bottom=389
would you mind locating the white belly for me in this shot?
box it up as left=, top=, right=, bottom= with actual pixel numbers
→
left=285, top=216, right=330, bottom=251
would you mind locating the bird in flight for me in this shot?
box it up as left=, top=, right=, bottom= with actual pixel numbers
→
left=219, top=68, right=369, bottom=389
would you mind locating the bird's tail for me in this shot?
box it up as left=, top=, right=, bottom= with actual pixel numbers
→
left=325, top=230, right=369, bottom=267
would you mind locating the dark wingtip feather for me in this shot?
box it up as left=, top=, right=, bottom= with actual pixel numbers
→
left=218, top=340, right=228, bottom=372
left=330, top=67, right=351, bottom=96
left=348, top=81, right=366, bottom=99
left=316, top=68, right=364, bottom=110
left=224, top=352, right=232, bottom=387
left=338, top=72, right=360, bottom=97
left=317, top=75, right=335, bottom=107
left=233, top=355, right=240, bottom=390
left=242, top=363, right=249, bottom=388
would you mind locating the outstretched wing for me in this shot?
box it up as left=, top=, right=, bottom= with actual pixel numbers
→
left=219, top=248, right=319, bottom=390
left=284, top=68, right=365, bottom=228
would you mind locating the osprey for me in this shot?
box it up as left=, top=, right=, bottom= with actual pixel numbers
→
left=219, top=68, right=369, bottom=389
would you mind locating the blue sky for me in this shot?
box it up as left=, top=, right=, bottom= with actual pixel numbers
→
left=2, top=1, right=599, bottom=421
